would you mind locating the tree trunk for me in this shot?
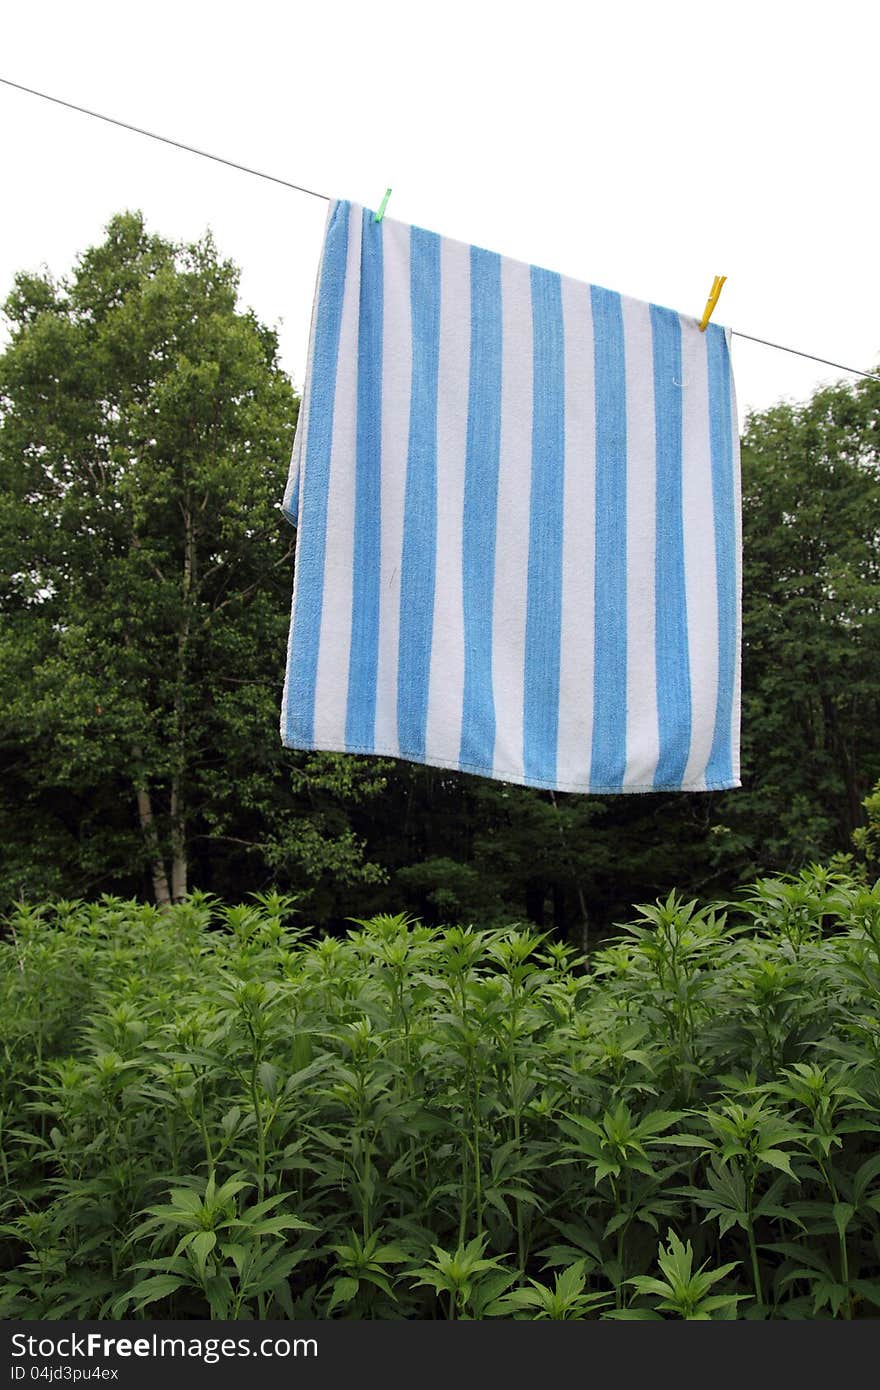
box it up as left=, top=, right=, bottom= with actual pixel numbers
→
left=169, top=501, right=196, bottom=903
left=170, top=779, right=188, bottom=904
left=135, top=780, right=172, bottom=907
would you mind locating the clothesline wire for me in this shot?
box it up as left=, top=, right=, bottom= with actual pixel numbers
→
left=0, top=75, right=331, bottom=203
left=729, top=331, right=879, bottom=383
left=2, top=73, right=879, bottom=387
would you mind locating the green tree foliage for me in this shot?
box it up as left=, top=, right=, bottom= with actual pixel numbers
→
left=713, top=376, right=880, bottom=873
left=1, top=211, right=877, bottom=930
left=0, top=211, right=387, bottom=910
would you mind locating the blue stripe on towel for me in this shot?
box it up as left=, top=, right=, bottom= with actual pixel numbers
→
left=345, top=208, right=385, bottom=750
left=398, top=227, right=441, bottom=760
left=589, top=285, right=628, bottom=790
left=706, top=324, right=736, bottom=786
left=524, top=266, right=565, bottom=785
left=286, top=199, right=350, bottom=745
left=651, top=305, right=692, bottom=789
left=459, top=246, right=503, bottom=772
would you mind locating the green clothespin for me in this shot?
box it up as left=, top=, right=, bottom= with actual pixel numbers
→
left=374, top=188, right=392, bottom=223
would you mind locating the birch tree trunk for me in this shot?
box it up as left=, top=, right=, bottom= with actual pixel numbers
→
left=134, top=776, right=172, bottom=906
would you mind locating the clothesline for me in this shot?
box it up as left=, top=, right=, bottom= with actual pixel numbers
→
left=2, top=73, right=879, bottom=388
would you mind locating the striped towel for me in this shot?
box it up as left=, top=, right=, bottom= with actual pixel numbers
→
left=281, top=199, right=741, bottom=794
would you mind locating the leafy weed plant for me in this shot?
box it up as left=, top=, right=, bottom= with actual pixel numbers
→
left=2, top=872, right=880, bottom=1318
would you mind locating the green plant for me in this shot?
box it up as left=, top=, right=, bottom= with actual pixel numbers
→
left=3, top=870, right=880, bottom=1319
left=113, top=1173, right=314, bottom=1318
left=407, top=1236, right=514, bottom=1320
left=615, top=1229, right=747, bottom=1320
left=486, top=1261, right=614, bottom=1319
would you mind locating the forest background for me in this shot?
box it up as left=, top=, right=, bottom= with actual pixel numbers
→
left=2, top=212, right=879, bottom=943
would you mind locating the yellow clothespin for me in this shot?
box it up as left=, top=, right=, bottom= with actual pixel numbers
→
left=698, top=275, right=727, bottom=331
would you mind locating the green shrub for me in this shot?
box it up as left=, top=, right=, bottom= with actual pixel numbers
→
left=2, top=871, right=880, bottom=1319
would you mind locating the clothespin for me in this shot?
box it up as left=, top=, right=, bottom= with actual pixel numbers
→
left=374, top=188, right=392, bottom=223
left=698, top=275, right=727, bottom=331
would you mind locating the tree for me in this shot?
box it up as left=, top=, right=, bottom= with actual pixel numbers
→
left=0, top=211, right=386, bottom=910
left=2, top=216, right=876, bottom=931
left=711, top=372, right=880, bottom=872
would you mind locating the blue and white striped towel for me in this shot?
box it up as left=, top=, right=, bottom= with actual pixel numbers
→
left=281, top=199, right=741, bottom=794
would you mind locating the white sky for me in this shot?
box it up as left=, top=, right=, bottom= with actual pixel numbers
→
left=2, top=0, right=878, bottom=428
